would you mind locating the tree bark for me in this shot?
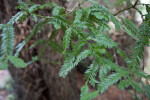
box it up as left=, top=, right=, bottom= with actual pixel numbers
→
left=0, top=0, right=80, bottom=100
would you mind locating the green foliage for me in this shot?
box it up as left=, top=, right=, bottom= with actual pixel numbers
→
left=81, top=90, right=99, bottom=100
left=59, top=49, right=91, bottom=77
left=1, top=25, right=14, bottom=57
left=59, top=56, right=75, bottom=77
left=52, top=6, right=64, bottom=16
left=29, top=39, right=46, bottom=49
left=80, top=85, right=89, bottom=98
left=115, top=0, right=124, bottom=6
left=72, top=38, right=86, bottom=56
left=87, top=33, right=118, bottom=48
left=0, top=59, right=8, bottom=70
left=98, top=73, right=123, bottom=93
left=85, top=60, right=99, bottom=87
left=141, top=81, right=150, bottom=99
left=62, top=27, right=72, bottom=50
left=48, top=40, right=63, bottom=53
left=117, top=48, right=127, bottom=59
left=130, top=81, right=143, bottom=93
left=118, top=79, right=143, bottom=93
left=118, top=79, right=130, bottom=90
left=0, top=0, right=150, bottom=100
left=121, top=17, right=139, bottom=39
left=74, top=10, right=83, bottom=23
left=7, top=56, right=26, bottom=68
left=15, top=18, right=48, bottom=56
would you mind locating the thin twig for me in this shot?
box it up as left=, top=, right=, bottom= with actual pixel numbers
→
left=142, top=57, right=145, bottom=71
left=139, top=3, right=150, bottom=5
left=69, top=1, right=79, bottom=12
left=113, top=49, right=118, bottom=65
left=134, top=7, right=144, bottom=20
left=114, top=0, right=139, bottom=16
left=133, top=0, right=139, bottom=7
left=114, top=6, right=133, bottom=16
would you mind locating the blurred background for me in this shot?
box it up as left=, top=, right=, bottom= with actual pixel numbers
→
left=0, top=0, right=150, bottom=100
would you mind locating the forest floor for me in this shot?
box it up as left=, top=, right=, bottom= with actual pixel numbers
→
left=0, top=70, right=14, bottom=100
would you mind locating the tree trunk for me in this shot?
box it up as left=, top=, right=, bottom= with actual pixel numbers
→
left=0, top=0, right=80, bottom=100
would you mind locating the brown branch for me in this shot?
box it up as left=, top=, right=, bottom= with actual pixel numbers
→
left=133, top=0, right=139, bottom=8
left=114, top=6, right=133, bottom=16
left=114, top=0, right=139, bottom=16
